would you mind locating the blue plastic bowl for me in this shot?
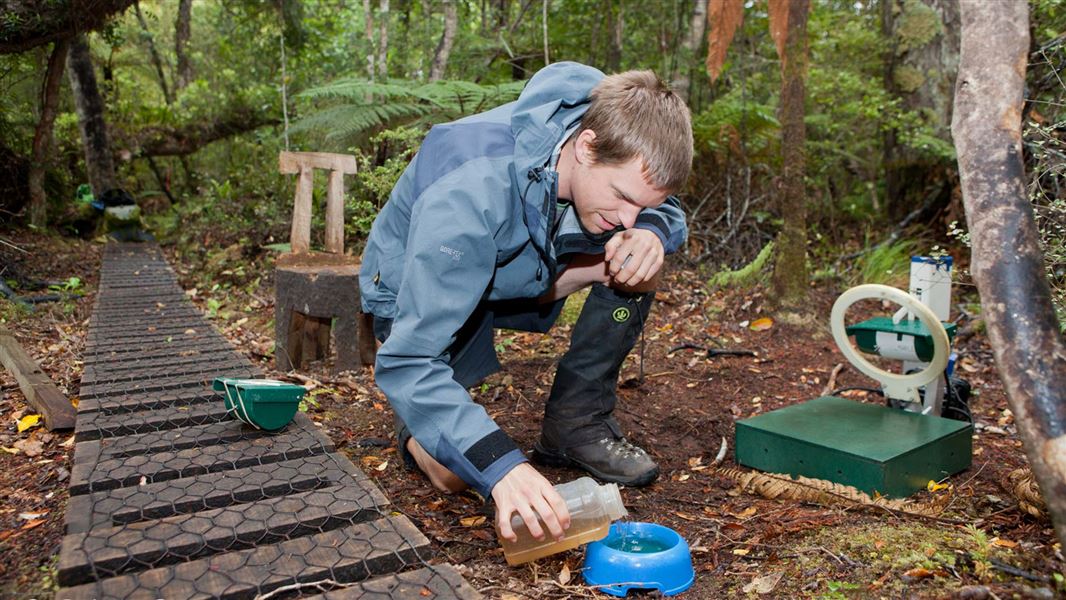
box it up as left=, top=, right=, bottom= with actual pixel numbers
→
left=583, top=521, right=694, bottom=596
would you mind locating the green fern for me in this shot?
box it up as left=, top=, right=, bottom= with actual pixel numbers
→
left=693, top=89, right=780, bottom=160
left=291, top=78, right=525, bottom=145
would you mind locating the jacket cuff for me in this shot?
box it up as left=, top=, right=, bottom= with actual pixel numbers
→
left=634, top=215, right=670, bottom=251
left=476, top=449, right=529, bottom=499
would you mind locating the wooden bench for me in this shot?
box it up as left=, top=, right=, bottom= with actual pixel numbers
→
left=275, top=151, right=377, bottom=374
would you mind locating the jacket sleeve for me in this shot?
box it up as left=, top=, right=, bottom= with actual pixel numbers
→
left=372, top=161, right=527, bottom=499
left=633, top=195, right=687, bottom=254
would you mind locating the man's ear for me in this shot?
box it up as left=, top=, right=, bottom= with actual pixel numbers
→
left=574, top=129, right=598, bottom=166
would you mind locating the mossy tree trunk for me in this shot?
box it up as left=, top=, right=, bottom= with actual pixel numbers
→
left=771, top=0, right=809, bottom=306
left=882, top=0, right=960, bottom=221
left=66, top=34, right=116, bottom=197
left=28, top=38, right=69, bottom=227
left=952, top=0, right=1066, bottom=549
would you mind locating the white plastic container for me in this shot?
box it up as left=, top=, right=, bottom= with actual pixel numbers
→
left=498, top=476, right=628, bottom=565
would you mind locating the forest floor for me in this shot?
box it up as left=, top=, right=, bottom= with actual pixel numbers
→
left=0, top=230, right=1063, bottom=599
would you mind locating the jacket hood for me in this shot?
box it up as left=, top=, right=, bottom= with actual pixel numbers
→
left=511, top=62, right=604, bottom=172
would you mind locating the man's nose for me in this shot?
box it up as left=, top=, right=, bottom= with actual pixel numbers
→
left=619, top=205, right=641, bottom=229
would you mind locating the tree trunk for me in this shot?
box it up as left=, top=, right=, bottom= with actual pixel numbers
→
left=175, top=0, right=193, bottom=91
left=606, top=0, right=623, bottom=72
left=28, top=39, right=69, bottom=227
left=771, top=0, right=809, bottom=306
left=882, top=0, right=960, bottom=221
left=377, top=0, right=389, bottom=79
left=363, top=0, right=376, bottom=82
left=429, top=0, right=458, bottom=81
left=66, top=34, right=116, bottom=197
left=952, top=0, right=1066, bottom=549
left=134, top=4, right=173, bottom=104
left=671, top=0, right=708, bottom=103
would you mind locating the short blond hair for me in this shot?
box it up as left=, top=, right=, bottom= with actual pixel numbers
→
left=579, top=70, right=693, bottom=193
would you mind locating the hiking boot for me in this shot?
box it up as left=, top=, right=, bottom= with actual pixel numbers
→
left=533, top=436, right=659, bottom=487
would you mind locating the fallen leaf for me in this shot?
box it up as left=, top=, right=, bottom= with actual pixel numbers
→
left=18, top=512, right=47, bottom=520
left=903, top=567, right=935, bottom=579
left=742, top=571, right=783, bottom=594
left=184, top=329, right=197, bottom=335
left=1, top=447, right=18, bottom=455
left=420, top=586, right=431, bottom=597
left=12, top=439, right=43, bottom=457
left=732, top=506, right=758, bottom=519
left=688, top=456, right=704, bottom=468
left=558, top=563, right=571, bottom=585
left=674, top=511, right=697, bottom=521
left=749, top=317, right=774, bottom=331
left=21, top=519, right=46, bottom=530
left=927, top=480, right=949, bottom=493
left=991, top=538, right=1018, bottom=549
left=459, top=515, right=486, bottom=527
left=732, top=548, right=750, bottom=556
left=16, top=414, right=41, bottom=433
left=374, top=460, right=389, bottom=472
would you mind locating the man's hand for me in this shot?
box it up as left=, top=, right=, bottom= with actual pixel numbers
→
left=605, top=228, right=665, bottom=288
left=492, top=463, right=571, bottom=543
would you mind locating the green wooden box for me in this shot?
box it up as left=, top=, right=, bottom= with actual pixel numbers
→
left=735, top=396, right=972, bottom=498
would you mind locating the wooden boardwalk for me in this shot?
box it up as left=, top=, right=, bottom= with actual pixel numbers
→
left=57, top=243, right=480, bottom=599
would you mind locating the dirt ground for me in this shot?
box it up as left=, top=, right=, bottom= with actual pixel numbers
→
left=0, top=231, right=1062, bottom=599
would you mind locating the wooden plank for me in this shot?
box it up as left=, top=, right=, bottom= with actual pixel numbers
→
left=78, top=413, right=321, bottom=464
left=325, top=168, right=346, bottom=254
left=56, top=516, right=429, bottom=600
left=65, top=452, right=368, bottom=534
left=69, top=421, right=334, bottom=494
left=0, top=327, right=76, bottom=430
left=291, top=165, right=314, bottom=254
left=308, top=565, right=482, bottom=600
left=73, top=401, right=234, bottom=443
left=77, top=365, right=257, bottom=400
left=279, top=151, right=358, bottom=174
left=75, top=386, right=222, bottom=414
left=83, top=338, right=233, bottom=359
left=58, top=477, right=391, bottom=584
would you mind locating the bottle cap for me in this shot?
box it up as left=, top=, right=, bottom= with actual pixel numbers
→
left=599, top=482, right=628, bottom=521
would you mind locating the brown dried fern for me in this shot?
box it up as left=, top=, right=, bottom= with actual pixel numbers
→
left=1007, top=468, right=1047, bottom=519
left=714, top=467, right=949, bottom=517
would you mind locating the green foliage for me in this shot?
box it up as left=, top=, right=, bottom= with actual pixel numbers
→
left=853, top=238, right=919, bottom=287
left=692, top=90, right=779, bottom=161
left=290, top=78, right=524, bottom=148
left=345, top=126, right=425, bottom=240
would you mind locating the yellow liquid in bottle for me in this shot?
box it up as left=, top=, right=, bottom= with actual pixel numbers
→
left=500, top=516, right=612, bottom=565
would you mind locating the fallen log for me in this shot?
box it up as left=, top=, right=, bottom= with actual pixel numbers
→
left=0, top=327, right=75, bottom=430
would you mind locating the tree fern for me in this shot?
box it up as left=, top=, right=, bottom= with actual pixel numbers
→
left=290, top=78, right=525, bottom=147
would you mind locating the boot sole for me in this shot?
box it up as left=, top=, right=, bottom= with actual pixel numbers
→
left=531, top=443, right=659, bottom=487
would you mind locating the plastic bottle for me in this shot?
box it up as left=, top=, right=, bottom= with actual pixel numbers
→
left=498, top=476, right=628, bottom=565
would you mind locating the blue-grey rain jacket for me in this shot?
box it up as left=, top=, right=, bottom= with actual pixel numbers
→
left=359, top=62, right=688, bottom=497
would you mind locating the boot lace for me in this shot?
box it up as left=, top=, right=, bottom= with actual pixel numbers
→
left=598, top=437, right=648, bottom=459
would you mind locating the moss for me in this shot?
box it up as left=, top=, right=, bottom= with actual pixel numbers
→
left=893, top=65, right=927, bottom=93
left=707, top=240, right=774, bottom=289
left=896, top=0, right=943, bottom=54
left=787, top=522, right=1022, bottom=597
left=557, top=288, right=589, bottom=327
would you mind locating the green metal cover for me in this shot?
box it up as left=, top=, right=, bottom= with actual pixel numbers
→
left=846, top=317, right=958, bottom=362
left=735, top=396, right=972, bottom=498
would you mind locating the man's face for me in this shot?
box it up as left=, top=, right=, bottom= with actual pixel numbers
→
left=569, top=155, right=668, bottom=235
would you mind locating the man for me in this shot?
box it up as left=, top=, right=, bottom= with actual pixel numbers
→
left=360, top=61, right=692, bottom=546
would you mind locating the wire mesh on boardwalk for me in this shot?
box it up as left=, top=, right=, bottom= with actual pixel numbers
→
left=58, top=243, right=480, bottom=599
